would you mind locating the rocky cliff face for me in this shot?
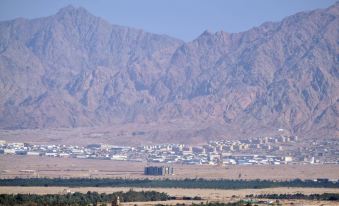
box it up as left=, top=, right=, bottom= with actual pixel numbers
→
left=0, top=4, right=338, bottom=138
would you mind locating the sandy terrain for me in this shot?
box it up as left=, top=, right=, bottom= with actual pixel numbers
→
left=0, top=122, right=231, bottom=146
left=121, top=200, right=339, bottom=206
left=1, top=186, right=338, bottom=197
left=1, top=155, right=339, bottom=180
left=0, top=186, right=338, bottom=205
left=0, top=119, right=291, bottom=147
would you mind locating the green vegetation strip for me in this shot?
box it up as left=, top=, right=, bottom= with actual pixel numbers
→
left=0, top=178, right=338, bottom=189
left=0, top=190, right=171, bottom=206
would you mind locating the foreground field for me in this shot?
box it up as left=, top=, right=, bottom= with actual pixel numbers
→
left=0, top=155, right=338, bottom=180
left=1, top=186, right=339, bottom=197
left=0, top=186, right=338, bottom=205
left=121, top=200, right=339, bottom=206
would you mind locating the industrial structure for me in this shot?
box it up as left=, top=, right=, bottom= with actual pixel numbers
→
left=144, top=166, right=174, bottom=176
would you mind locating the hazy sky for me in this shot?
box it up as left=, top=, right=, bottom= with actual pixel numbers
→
left=0, top=0, right=336, bottom=41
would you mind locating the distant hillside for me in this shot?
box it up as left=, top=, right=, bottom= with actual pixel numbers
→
left=0, top=3, right=338, bottom=139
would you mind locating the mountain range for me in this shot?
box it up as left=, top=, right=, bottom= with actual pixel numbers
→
left=0, top=3, right=338, bottom=139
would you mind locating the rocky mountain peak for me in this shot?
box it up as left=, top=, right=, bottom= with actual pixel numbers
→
left=55, top=5, right=98, bottom=26
left=200, top=30, right=213, bottom=37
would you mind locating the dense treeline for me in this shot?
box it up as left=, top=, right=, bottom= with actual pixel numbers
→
left=251, top=193, right=339, bottom=201
left=0, top=178, right=338, bottom=189
left=0, top=190, right=170, bottom=206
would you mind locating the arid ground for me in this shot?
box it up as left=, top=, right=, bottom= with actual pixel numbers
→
left=0, top=122, right=289, bottom=146
left=0, top=186, right=338, bottom=205
left=0, top=123, right=222, bottom=146
left=1, top=155, right=338, bottom=180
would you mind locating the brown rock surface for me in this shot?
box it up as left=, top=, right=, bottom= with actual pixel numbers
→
left=0, top=4, right=338, bottom=139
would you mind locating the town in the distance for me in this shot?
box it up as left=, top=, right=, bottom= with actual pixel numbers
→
left=1, top=133, right=338, bottom=167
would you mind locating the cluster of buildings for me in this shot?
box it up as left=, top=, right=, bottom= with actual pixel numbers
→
left=142, top=136, right=298, bottom=165
left=0, top=135, right=337, bottom=166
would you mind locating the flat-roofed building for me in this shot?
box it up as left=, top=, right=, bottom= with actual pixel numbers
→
left=144, top=166, right=174, bottom=176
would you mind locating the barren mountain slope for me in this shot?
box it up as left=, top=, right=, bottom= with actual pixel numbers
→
left=0, top=4, right=338, bottom=139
